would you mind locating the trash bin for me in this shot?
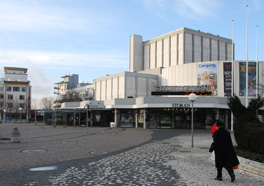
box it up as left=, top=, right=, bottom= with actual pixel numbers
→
left=110, top=122, right=115, bottom=128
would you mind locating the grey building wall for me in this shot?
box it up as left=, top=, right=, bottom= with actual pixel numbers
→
left=129, top=35, right=143, bottom=72
left=129, top=27, right=232, bottom=72
left=95, top=72, right=158, bottom=101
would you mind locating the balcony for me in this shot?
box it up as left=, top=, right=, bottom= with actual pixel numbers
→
left=83, top=94, right=93, bottom=99
left=54, top=91, right=59, bottom=95
left=54, top=86, right=59, bottom=89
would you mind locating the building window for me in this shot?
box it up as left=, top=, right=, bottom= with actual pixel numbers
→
left=19, top=95, right=25, bottom=100
left=0, top=87, right=3, bottom=91
left=120, top=110, right=134, bottom=128
left=7, top=103, right=13, bottom=108
left=7, top=86, right=11, bottom=91
left=19, top=103, right=24, bottom=109
left=22, top=87, right=27, bottom=92
left=8, top=95, right=13, bottom=100
left=13, top=87, right=20, bottom=92
left=0, top=95, right=3, bottom=99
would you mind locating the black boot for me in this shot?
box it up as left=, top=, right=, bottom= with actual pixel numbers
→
left=231, top=174, right=235, bottom=182
left=226, top=167, right=235, bottom=182
left=214, top=177, right=223, bottom=181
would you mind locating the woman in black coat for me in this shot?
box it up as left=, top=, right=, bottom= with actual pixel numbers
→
left=209, top=121, right=239, bottom=182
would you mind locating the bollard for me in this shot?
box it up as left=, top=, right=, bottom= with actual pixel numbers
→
left=11, top=127, right=21, bottom=143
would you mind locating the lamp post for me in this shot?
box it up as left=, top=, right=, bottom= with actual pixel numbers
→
left=19, top=107, right=22, bottom=123
left=52, top=104, right=57, bottom=127
left=42, top=106, right=46, bottom=128
left=188, top=93, right=197, bottom=148
left=85, top=101, right=90, bottom=134
left=3, top=109, right=6, bottom=123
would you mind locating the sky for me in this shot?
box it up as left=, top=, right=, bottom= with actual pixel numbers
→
left=0, top=0, right=263, bottom=102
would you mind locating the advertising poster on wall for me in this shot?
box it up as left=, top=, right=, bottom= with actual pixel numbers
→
left=223, top=62, right=232, bottom=96
left=197, top=63, right=217, bottom=95
left=239, top=62, right=256, bottom=96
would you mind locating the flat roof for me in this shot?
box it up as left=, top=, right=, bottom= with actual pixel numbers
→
left=4, top=67, right=27, bottom=73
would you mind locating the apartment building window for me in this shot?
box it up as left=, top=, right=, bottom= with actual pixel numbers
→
left=8, top=95, right=13, bottom=100
left=22, top=87, right=27, bottom=92
left=13, top=87, right=20, bottom=92
left=0, top=95, right=3, bottom=99
left=19, top=103, right=24, bottom=109
left=19, top=95, right=25, bottom=100
left=7, top=103, right=13, bottom=108
left=7, top=86, right=11, bottom=91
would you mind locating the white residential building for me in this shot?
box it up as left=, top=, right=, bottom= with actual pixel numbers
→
left=54, top=74, right=94, bottom=108
left=0, top=67, right=31, bottom=122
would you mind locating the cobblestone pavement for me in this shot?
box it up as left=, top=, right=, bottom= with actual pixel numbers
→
left=46, top=140, right=185, bottom=186
left=0, top=123, right=263, bottom=186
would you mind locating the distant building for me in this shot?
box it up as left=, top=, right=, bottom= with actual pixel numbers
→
left=0, top=67, right=31, bottom=122
left=129, top=27, right=232, bottom=72
left=54, top=74, right=94, bottom=108
left=55, top=27, right=264, bottom=130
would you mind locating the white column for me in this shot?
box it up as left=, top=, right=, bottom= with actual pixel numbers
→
left=246, top=5, right=249, bottom=107
left=143, top=109, right=146, bottom=129
left=135, top=112, right=138, bottom=128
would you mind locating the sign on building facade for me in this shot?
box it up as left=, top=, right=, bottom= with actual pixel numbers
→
left=197, top=63, right=217, bottom=95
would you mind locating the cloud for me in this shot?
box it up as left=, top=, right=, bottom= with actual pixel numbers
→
left=142, top=0, right=222, bottom=21
left=0, top=50, right=128, bottom=69
left=142, top=0, right=168, bottom=20
left=0, top=1, right=115, bottom=34
left=0, top=49, right=128, bottom=100
left=173, top=0, right=222, bottom=20
left=252, top=0, right=263, bottom=10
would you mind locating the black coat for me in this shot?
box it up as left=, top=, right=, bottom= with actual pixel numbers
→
left=209, top=127, right=239, bottom=168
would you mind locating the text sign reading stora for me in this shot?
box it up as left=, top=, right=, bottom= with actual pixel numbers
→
left=172, top=103, right=190, bottom=108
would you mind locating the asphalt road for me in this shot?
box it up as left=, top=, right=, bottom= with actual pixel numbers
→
left=0, top=123, right=187, bottom=186
left=1, top=123, right=262, bottom=186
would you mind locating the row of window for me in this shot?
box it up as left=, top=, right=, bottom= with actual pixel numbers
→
left=6, top=86, right=27, bottom=92
left=4, top=103, right=25, bottom=109
left=7, top=95, right=25, bottom=100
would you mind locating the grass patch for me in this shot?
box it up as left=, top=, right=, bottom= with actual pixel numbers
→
left=234, top=147, right=264, bottom=163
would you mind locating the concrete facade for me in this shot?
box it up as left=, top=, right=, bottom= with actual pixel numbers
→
left=54, top=74, right=94, bottom=108
left=94, top=72, right=158, bottom=101
left=0, top=67, right=31, bottom=122
left=57, top=27, right=264, bottom=129
left=129, top=28, right=232, bottom=72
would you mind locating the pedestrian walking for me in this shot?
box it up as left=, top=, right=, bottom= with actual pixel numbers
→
left=209, top=121, right=239, bottom=182
left=211, top=120, right=219, bottom=136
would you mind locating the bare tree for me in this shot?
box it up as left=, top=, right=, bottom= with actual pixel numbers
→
left=31, top=98, right=39, bottom=110
left=63, top=89, right=82, bottom=102
left=40, top=97, right=55, bottom=110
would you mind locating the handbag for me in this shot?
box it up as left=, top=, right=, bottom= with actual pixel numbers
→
left=232, top=165, right=239, bottom=169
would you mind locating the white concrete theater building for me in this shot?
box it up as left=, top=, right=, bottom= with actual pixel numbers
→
left=62, top=28, right=264, bottom=130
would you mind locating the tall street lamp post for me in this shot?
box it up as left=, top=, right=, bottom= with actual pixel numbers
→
left=188, top=93, right=197, bottom=148
left=3, top=109, right=6, bottom=123
left=19, top=107, right=22, bottom=123
left=85, top=101, right=90, bottom=134
left=42, top=106, right=46, bottom=128
left=35, top=110, right=37, bottom=125
left=53, top=104, right=57, bottom=127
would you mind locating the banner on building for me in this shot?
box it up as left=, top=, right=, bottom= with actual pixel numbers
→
left=223, top=62, right=232, bottom=96
left=197, top=63, right=217, bottom=95
left=239, top=62, right=256, bottom=96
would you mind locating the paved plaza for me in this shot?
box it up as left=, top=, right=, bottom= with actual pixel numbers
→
left=0, top=123, right=263, bottom=186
